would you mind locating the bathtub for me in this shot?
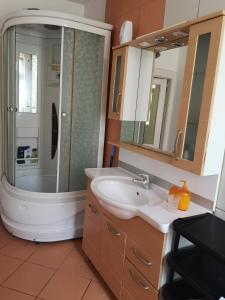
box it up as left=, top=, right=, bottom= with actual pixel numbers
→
left=0, top=175, right=85, bottom=242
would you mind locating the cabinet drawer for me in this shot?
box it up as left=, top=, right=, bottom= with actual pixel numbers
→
left=126, top=237, right=161, bottom=288
left=123, top=260, right=158, bottom=300
left=102, top=216, right=126, bottom=253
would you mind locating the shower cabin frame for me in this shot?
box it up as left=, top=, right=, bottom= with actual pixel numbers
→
left=0, top=10, right=112, bottom=242
left=0, top=10, right=112, bottom=191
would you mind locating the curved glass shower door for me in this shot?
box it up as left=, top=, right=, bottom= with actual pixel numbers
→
left=58, top=28, right=105, bottom=192
left=3, top=24, right=106, bottom=193
left=3, top=26, right=16, bottom=186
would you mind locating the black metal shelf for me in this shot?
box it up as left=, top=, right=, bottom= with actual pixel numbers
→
left=163, top=213, right=225, bottom=300
left=162, top=279, right=203, bottom=300
left=168, top=246, right=225, bottom=300
left=173, top=213, right=225, bottom=265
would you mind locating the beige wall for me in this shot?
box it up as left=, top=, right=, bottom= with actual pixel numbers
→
left=0, top=0, right=84, bottom=23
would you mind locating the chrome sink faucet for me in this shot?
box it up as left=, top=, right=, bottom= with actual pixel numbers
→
left=132, top=174, right=151, bottom=190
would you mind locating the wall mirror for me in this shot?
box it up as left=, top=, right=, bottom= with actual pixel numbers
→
left=120, top=42, right=188, bottom=156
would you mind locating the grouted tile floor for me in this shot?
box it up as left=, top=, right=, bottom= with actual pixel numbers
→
left=0, top=220, right=115, bottom=300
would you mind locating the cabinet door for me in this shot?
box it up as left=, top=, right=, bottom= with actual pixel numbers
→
left=174, top=16, right=224, bottom=174
left=100, top=216, right=126, bottom=298
left=108, top=47, right=128, bottom=120
left=82, top=196, right=102, bottom=270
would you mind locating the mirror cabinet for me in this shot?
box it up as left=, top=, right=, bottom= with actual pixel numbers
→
left=108, top=12, right=225, bottom=176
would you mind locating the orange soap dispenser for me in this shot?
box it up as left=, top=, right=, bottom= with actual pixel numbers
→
left=178, top=180, right=190, bottom=211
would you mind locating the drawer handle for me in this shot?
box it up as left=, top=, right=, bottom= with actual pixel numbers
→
left=106, top=222, right=121, bottom=236
left=129, top=269, right=150, bottom=291
left=174, top=130, right=182, bottom=160
left=88, top=204, right=98, bottom=215
left=132, top=247, right=152, bottom=267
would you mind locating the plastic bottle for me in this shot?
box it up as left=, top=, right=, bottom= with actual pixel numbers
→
left=167, top=185, right=180, bottom=212
left=178, top=180, right=190, bottom=211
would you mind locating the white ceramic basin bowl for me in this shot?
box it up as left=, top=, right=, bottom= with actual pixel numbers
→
left=91, top=176, right=166, bottom=219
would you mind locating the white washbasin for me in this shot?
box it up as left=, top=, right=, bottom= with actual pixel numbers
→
left=91, top=176, right=167, bottom=219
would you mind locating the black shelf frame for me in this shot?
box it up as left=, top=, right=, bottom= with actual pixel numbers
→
left=162, top=213, right=225, bottom=300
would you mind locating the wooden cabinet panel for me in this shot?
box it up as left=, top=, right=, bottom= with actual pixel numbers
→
left=82, top=192, right=102, bottom=269
left=125, top=237, right=162, bottom=289
left=108, top=47, right=128, bottom=120
left=82, top=237, right=100, bottom=270
left=174, top=16, right=225, bottom=174
left=123, top=259, right=158, bottom=300
left=121, top=288, right=134, bottom=300
left=100, top=216, right=126, bottom=298
left=102, top=216, right=126, bottom=253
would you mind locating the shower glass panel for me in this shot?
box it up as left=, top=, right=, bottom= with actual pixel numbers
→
left=14, top=24, right=61, bottom=192
left=57, top=28, right=74, bottom=192
left=59, top=29, right=105, bottom=192
left=3, top=27, right=16, bottom=185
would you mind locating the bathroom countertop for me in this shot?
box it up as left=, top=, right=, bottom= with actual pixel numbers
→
left=85, top=167, right=134, bottom=179
left=84, top=167, right=209, bottom=233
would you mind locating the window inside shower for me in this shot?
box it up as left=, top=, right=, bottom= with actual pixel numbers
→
left=3, top=24, right=105, bottom=193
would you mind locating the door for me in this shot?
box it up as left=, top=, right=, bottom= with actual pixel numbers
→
left=108, top=47, right=128, bottom=120
left=3, top=26, right=16, bottom=185
left=174, top=16, right=225, bottom=174
left=58, top=28, right=105, bottom=192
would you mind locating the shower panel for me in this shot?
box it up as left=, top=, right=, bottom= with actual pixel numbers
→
left=3, top=22, right=107, bottom=193
left=58, top=28, right=105, bottom=192
left=3, top=26, right=16, bottom=186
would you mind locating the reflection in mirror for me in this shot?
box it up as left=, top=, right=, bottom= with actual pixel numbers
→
left=120, top=45, right=188, bottom=155
left=183, top=33, right=211, bottom=161
left=113, top=56, right=122, bottom=113
left=19, top=53, right=38, bottom=113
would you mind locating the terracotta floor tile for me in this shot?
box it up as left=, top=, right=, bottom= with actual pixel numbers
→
left=0, top=230, right=14, bottom=249
left=0, top=287, right=35, bottom=300
left=58, top=255, right=96, bottom=280
left=0, top=254, right=23, bottom=284
left=0, top=238, right=38, bottom=260
left=3, top=262, right=54, bottom=296
left=83, top=280, right=116, bottom=300
left=39, top=271, right=91, bottom=300
left=28, top=243, right=71, bottom=269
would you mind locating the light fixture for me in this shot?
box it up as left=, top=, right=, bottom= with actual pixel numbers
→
left=172, top=31, right=188, bottom=38
left=139, top=42, right=152, bottom=47
left=171, top=41, right=185, bottom=47
left=155, top=46, right=168, bottom=52
left=154, top=36, right=168, bottom=43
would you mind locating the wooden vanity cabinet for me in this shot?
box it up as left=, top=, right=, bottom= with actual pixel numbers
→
left=82, top=179, right=166, bottom=299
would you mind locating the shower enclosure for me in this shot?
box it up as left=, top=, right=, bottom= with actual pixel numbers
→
left=0, top=10, right=111, bottom=241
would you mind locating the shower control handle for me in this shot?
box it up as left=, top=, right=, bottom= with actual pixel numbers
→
left=7, top=107, right=14, bottom=112
left=61, top=112, right=67, bottom=117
